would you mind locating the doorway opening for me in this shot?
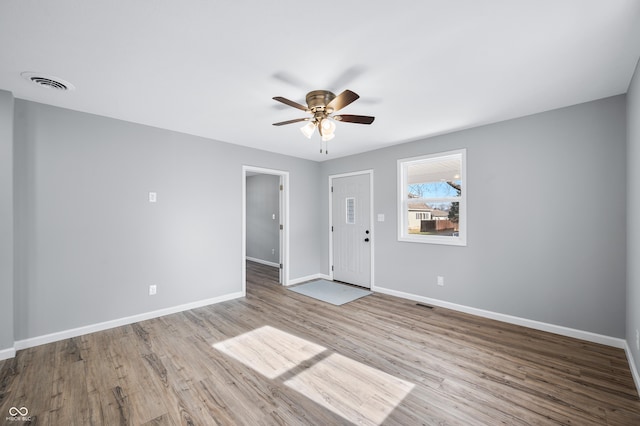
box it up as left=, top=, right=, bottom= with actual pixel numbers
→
left=242, top=166, right=289, bottom=295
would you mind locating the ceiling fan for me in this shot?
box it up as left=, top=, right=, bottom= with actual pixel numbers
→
left=272, top=89, right=375, bottom=154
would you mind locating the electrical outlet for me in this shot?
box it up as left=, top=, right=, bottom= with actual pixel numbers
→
left=272, top=248, right=275, bottom=255
left=148, top=192, right=157, bottom=203
left=149, top=285, right=157, bottom=295
left=437, top=276, right=444, bottom=286
left=636, top=329, right=639, bottom=351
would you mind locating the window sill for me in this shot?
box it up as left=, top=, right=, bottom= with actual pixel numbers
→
left=398, top=234, right=467, bottom=246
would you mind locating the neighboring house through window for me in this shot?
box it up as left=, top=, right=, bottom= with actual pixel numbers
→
left=397, top=149, right=466, bottom=245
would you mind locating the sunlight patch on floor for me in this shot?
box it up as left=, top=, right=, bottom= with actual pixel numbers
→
left=213, top=326, right=415, bottom=425
left=284, top=353, right=415, bottom=425
left=212, top=325, right=326, bottom=379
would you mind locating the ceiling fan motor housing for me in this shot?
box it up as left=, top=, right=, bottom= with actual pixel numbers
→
left=306, top=90, right=336, bottom=112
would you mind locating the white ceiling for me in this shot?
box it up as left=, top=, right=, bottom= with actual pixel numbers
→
left=1, top=0, right=639, bottom=161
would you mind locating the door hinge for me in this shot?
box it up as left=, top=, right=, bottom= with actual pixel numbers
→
left=331, top=186, right=333, bottom=193
left=280, top=224, right=283, bottom=230
left=331, top=265, right=334, bottom=271
left=280, top=184, right=283, bottom=191
left=279, top=263, right=283, bottom=269
left=331, top=226, right=333, bottom=232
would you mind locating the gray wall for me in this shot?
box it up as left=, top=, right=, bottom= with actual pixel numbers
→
left=12, top=100, right=321, bottom=340
left=246, top=174, right=280, bottom=264
left=320, top=95, right=627, bottom=338
left=0, top=90, right=14, bottom=352
left=2, top=90, right=633, bottom=352
left=627, top=59, right=640, bottom=376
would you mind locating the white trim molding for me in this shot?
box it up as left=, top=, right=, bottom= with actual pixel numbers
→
left=14, top=292, right=243, bottom=352
left=374, top=286, right=626, bottom=349
left=246, top=256, right=279, bottom=268
left=242, top=165, right=290, bottom=293
left=287, top=273, right=331, bottom=286
left=625, top=342, right=640, bottom=397
left=0, top=346, right=16, bottom=361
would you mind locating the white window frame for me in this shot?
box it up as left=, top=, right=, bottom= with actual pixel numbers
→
left=397, top=149, right=467, bottom=246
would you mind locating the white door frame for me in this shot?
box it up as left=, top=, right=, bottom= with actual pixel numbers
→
left=242, top=165, right=290, bottom=295
left=328, top=169, right=374, bottom=288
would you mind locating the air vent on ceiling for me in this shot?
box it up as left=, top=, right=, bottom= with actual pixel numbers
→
left=20, top=72, right=75, bottom=91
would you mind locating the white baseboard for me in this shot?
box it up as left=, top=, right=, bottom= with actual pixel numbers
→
left=287, top=273, right=331, bottom=286
left=374, top=286, right=626, bottom=349
left=246, top=256, right=279, bottom=268
left=0, top=346, right=16, bottom=361
left=625, top=342, right=640, bottom=397
left=14, top=291, right=244, bottom=352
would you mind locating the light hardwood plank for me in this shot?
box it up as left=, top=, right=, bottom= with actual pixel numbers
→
left=0, top=260, right=638, bottom=425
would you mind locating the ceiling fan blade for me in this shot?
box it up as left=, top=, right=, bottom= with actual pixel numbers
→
left=273, top=96, right=309, bottom=112
left=272, top=117, right=309, bottom=126
left=333, top=114, right=375, bottom=124
left=326, top=90, right=359, bottom=112
left=327, top=66, right=366, bottom=92
left=272, top=71, right=312, bottom=90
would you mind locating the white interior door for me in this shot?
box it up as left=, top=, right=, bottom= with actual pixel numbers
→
left=332, top=173, right=371, bottom=288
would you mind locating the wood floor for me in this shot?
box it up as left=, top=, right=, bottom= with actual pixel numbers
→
left=1, top=261, right=639, bottom=425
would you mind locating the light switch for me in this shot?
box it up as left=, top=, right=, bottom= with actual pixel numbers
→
left=149, top=192, right=157, bottom=203
left=377, top=214, right=385, bottom=222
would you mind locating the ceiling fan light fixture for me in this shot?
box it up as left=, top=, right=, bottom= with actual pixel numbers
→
left=300, top=121, right=316, bottom=138
left=320, top=118, right=336, bottom=136
left=321, top=132, right=335, bottom=142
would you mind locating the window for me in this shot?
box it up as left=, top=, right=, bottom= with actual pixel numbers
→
left=346, top=197, right=356, bottom=224
left=398, top=149, right=466, bottom=245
